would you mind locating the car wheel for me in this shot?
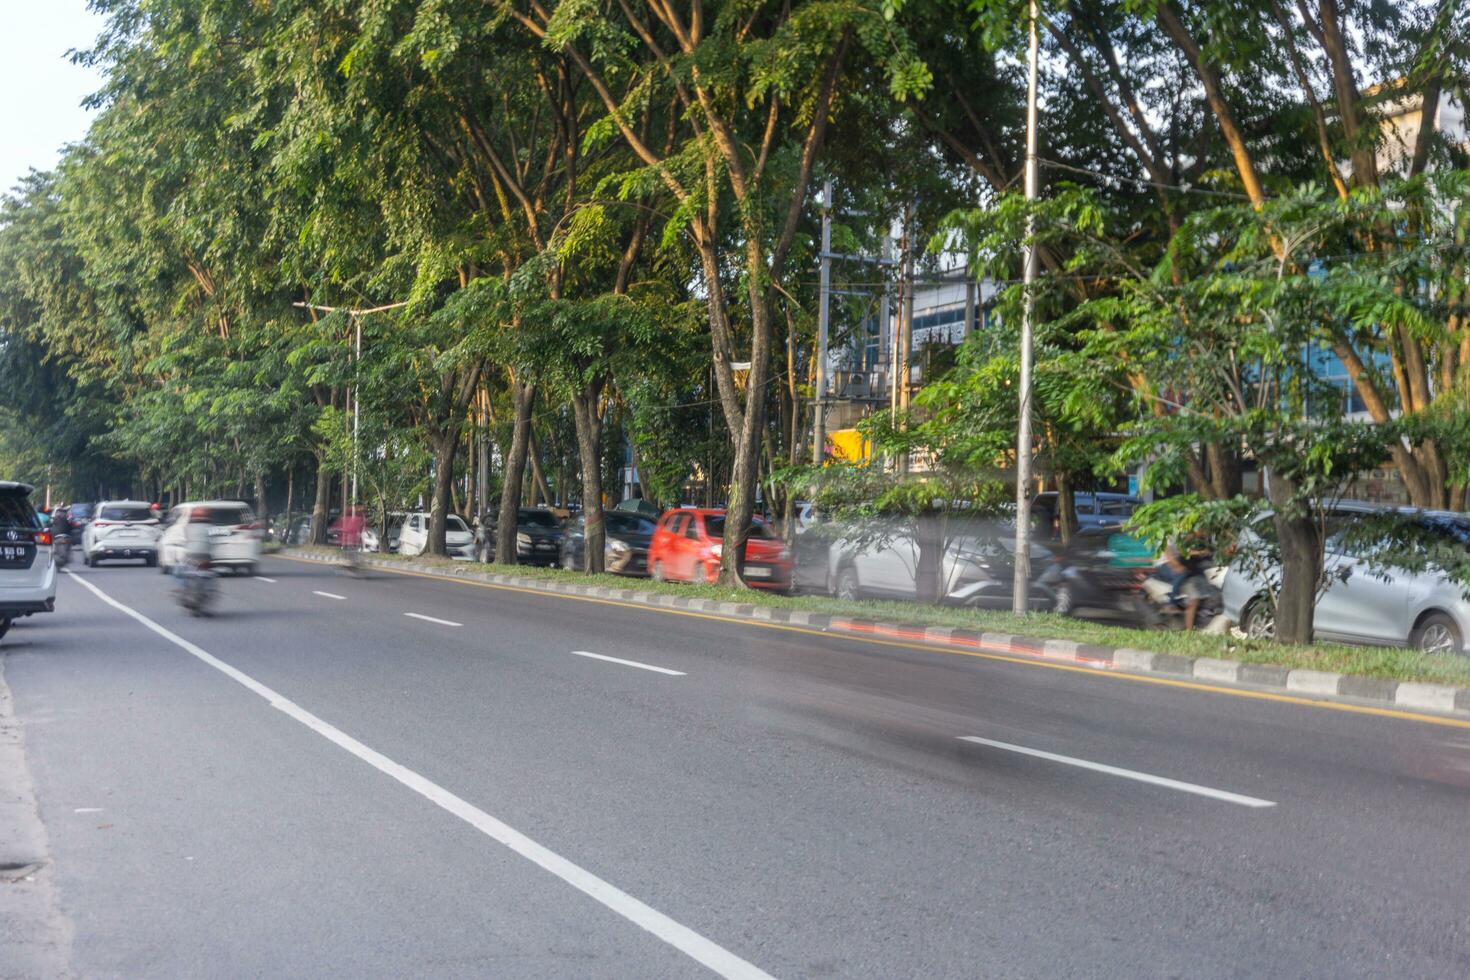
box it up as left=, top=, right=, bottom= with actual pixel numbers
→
left=1053, top=583, right=1076, bottom=617
left=1240, top=596, right=1276, bottom=640
left=0, top=618, right=10, bottom=641
left=83, top=552, right=93, bottom=567
left=1411, top=613, right=1463, bottom=655
left=834, top=567, right=860, bottom=602
left=242, top=564, right=256, bottom=577
left=652, top=561, right=666, bottom=583
left=145, top=554, right=157, bottom=568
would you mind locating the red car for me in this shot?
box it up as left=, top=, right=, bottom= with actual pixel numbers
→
left=648, top=508, right=793, bottom=590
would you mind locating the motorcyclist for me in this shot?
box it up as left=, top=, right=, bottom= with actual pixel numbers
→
left=174, top=507, right=218, bottom=614
left=332, top=505, right=366, bottom=575
left=1159, top=535, right=1212, bottom=630
left=50, top=505, right=73, bottom=565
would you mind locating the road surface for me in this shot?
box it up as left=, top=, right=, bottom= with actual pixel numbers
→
left=4, top=555, right=1470, bottom=977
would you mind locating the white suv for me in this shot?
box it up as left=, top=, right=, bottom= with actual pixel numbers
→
left=82, top=500, right=161, bottom=567
left=159, top=501, right=263, bottom=575
left=0, top=481, right=56, bottom=641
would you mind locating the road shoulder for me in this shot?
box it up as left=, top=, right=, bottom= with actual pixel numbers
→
left=0, top=652, right=72, bottom=979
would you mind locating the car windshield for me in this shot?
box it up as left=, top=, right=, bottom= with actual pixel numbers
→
left=606, top=514, right=655, bottom=536
left=99, top=504, right=154, bottom=522
left=703, top=515, right=776, bottom=539
left=0, top=491, right=39, bottom=530
left=447, top=516, right=469, bottom=533
left=519, top=510, right=558, bottom=528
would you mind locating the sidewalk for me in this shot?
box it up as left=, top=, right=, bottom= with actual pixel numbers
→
left=280, top=548, right=1470, bottom=722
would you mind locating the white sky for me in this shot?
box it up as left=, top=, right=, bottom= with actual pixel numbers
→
left=0, top=0, right=108, bottom=195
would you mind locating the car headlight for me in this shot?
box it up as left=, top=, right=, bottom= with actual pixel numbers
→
left=778, top=547, right=791, bottom=560
left=517, top=532, right=531, bottom=549
left=605, top=538, right=630, bottom=556
left=710, top=543, right=722, bottom=558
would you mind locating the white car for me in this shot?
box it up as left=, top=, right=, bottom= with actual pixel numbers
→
left=158, top=501, right=264, bottom=575
left=396, top=512, right=476, bottom=560
left=0, top=481, right=56, bottom=641
left=81, top=500, right=161, bottom=566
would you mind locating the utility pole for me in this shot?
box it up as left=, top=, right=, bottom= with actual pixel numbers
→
left=899, top=200, right=915, bottom=475
left=1012, top=0, right=1041, bottom=615
left=351, top=315, right=361, bottom=512
left=813, top=180, right=833, bottom=465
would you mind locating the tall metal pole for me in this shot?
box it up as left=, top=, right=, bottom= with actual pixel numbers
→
left=351, top=315, right=361, bottom=511
left=899, top=200, right=915, bottom=475
left=813, top=180, right=833, bottom=465
left=1012, top=0, right=1041, bottom=615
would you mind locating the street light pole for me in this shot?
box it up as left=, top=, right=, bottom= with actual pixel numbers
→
left=1012, top=0, right=1041, bottom=616
left=813, top=180, right=833, bottom=465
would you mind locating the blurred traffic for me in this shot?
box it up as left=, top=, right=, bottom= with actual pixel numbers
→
left=4, top=481, right=1466, bottom=657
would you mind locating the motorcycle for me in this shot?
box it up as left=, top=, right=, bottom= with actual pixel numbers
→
left=175, top=558, right=218, bottom=617
left=53, top=533, right=71, bottom=569
left=1138, top=558, right=1228, bottom=632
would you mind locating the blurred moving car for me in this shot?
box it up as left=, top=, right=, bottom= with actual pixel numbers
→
left=0, top=481, right=56, bottom=641
left=66, top=501, right=97, bottom=533
left=561, top=511, right=655, bottom=575
left=648, top=508, right=793, bottom=590
left=1032, top=492, right=1140, bottom=538
left=802, top=517, right=1055, bottom=609
left=1223, top=505, right=1470, bottom=654
left=81, top=499, right=161, bottom=566
left=396, top=511, right=476, bottom=560
left=1042, top=526, right=1155, bottom=618
left=159, top=501, right=263, bottom=575
left=484, top=508, right=565, bottom=566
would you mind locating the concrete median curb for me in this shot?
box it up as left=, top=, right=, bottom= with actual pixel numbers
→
left=281, top=549, right=1470, bottom=721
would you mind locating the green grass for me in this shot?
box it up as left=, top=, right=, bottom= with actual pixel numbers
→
left=286, top=546, right=1470, bottom=688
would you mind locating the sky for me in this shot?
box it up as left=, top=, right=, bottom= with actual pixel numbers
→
left=0, top=1, right=108, bottom=195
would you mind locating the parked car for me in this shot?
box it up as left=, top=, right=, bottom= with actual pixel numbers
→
left=1032, top=492, right=1140, bottom=539
left=804, top=516, right=1056, bottom=609
left=561, top=511, right=655, bottom=575
left=1222, top=504, right=1470, bottom=654
left=648, top=508, right=793, bottom=590
left=396, top=511, right=477, bottom=560
left=158, top=501, right=264, bottom=575
left=484, top=508, right=565, bottom=566
left=81, top=499, right=161, bottom=566
left=0, top=481, right=56, bottom=641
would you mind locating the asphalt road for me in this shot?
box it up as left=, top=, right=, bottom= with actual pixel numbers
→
left=4, top=555, right=1470, bottom=978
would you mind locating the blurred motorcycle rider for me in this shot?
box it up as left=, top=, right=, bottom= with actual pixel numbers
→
left=332, top=505, right=366, bottom=575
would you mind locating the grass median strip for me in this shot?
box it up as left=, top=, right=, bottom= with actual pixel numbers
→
left=286, top=548, right=1470, bottom=689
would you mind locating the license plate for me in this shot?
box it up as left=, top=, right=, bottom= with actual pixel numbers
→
left=745, top=566, right=772, bottom=579
left=209, top=528, right=231, bottom=537
left=537, top=542, right=555, bottom=550
left=0, top=545, right=26, bottom=562
left=114, top=529, right=137, bottom=536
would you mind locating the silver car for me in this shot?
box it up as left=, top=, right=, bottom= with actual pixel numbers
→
left=1222, top=508, right=1470, bottom=654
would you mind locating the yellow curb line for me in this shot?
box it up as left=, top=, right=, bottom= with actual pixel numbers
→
left=276, top=553, right=1470, bottom=731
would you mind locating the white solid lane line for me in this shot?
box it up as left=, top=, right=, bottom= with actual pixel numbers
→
left=313, top=590, right=346, bottom=600
left=571, top=650, right=687, bottom=677
left=404, top=612, right=462, bottom=627
left=958, top=736, right=1277, bottom=808
left=63, top=571, right=771, bottom=980
left=255, top=576, right=278, bottom=583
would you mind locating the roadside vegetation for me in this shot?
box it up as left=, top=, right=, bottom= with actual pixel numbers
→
left=286, top=546, right=1470, bottom=687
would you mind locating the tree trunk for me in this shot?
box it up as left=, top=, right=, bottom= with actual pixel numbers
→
left=571, top=379, right=606, bottom=574
left=527, top=430, right=553, bottom=508
left=1056, top=474, right=1078, bottom=547
left=311, top=459, right=331, bottom=545
left=1267, top=470, right=1323, bottom=644
left=914, top=511, right=944, bottom=604
left=283, top=466, right=295, bottom=544
left=496, top=381, right=536, bottom=565
left=254, top=471, right=267, bottom=523
left=428, top=427, right=460, bottom=557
